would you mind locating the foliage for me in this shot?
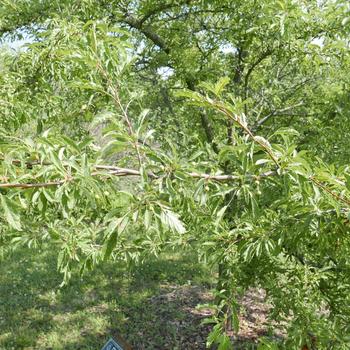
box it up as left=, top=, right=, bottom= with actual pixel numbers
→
left=1, top=1, right=350, bottom=348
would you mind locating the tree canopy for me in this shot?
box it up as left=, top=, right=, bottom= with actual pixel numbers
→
left=1, top=1, right=350, bottom=348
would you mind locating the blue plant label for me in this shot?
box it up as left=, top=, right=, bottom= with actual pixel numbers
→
left=101, top=337, right=125, bottom=350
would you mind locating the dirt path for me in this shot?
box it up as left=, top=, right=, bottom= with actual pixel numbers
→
left=141, top=286, right=278, bottom=349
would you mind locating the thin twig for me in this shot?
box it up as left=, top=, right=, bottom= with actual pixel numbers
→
left=0, top=180, right=65, bottom=189
left=309, top=176, right=350, bottom=206
left=213, top=102, right=280, bottom=167
left=209, top=99, right=350, bottom=208
left=95, top=60, right=143, bottom=168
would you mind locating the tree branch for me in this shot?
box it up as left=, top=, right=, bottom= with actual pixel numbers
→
left=252, top=102, right=304, bottom=132
left=0, top=165, right=276, bottom=189
left=203, top=98, right=350, bottom=208
left=139, top=0, right=194, bottom=25
left=309, top=176, right=350, bottom=207
left=186, top=78, right=219, bottom=153
left=244, top=49, right=272, bottom=103
left=213, top=101, right=280, bottom=167
left=122, top=14, right=170, bottom=54
left=118, top=6, right=219, bottom=153
left=0, top=180, right=65, bottom=189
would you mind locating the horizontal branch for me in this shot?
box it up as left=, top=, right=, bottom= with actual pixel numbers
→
left=0, top=166, right=276, bottom=189
left=189, top=170, right=276, bottom=181
left=2, top=161, right=349, bottom=212
left=93, top=165, right=158, bottom=178
left=2, top=158, right=349, bottom=209
left=0, top=180, right=65, bottom=189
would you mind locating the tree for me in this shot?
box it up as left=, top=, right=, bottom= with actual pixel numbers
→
left=1, top=1, right=350, bottom=348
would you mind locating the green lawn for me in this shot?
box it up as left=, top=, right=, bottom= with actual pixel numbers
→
left=0, top=245, right=215, bottom=349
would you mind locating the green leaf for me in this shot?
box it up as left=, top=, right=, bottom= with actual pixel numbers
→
left=160, top=209, right=186, bottom=234
left=273, top=127, right=300, bottom=137
left=1, top=194, right=22, bottom=231
left=206, top=324, right=222, bottom=347
left=103, top=216, right=129, bottom=260
left=255, top=158, right=271, bottom=165
left=345, top=174, right=350, bottom=191
left=144, top=208, right=152, bottom=230
left=342, top=17, right=350, bottom=26
left=217, top=334, right=232, bottom=350
left=232, top=311, right=239, bottom=333
left=214, top=77, right=230, bottom=96
left=215, top=205, right=228, bottom=227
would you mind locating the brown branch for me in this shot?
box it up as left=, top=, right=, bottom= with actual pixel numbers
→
left=2, top=159, right=349, bottom=210
left=252, top=102, right=304, bottom=132
left=186, top=78, right=219, bottom=153
left=213, top=102, right=280, bottom=167
left=139, top=0, right=194, bottom=25
left=119, top=6, right=218, bottom=153
left=122, top=14, right=170, bottom=54
left=189, top=170, right=276, bottom=181
left=244, top=49, right=272, bottom=102
left=0, top=166, right=276, bottom=189
left=208, top=99, right=350, bottom=208
left=120, top=0, right=195, bottom=51
left=0, top=180, right=65, bottom=189
left=0, top=168, right=145, bottom=189
left=94, top=60, right=143, bottom=168
left=309, top=176, right=350, bottom=207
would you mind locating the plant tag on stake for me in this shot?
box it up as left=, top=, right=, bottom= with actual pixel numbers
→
left=101, top=337, right=126, bottom=350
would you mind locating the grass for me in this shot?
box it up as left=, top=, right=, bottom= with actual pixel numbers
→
left=0, top=245, right=215, bottom=349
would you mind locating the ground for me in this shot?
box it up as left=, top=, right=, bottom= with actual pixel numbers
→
left=0, top=245, right=276, bottom=349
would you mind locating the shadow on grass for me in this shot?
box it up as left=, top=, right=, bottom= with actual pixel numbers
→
left=0, top=245, right=215, bottom=349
